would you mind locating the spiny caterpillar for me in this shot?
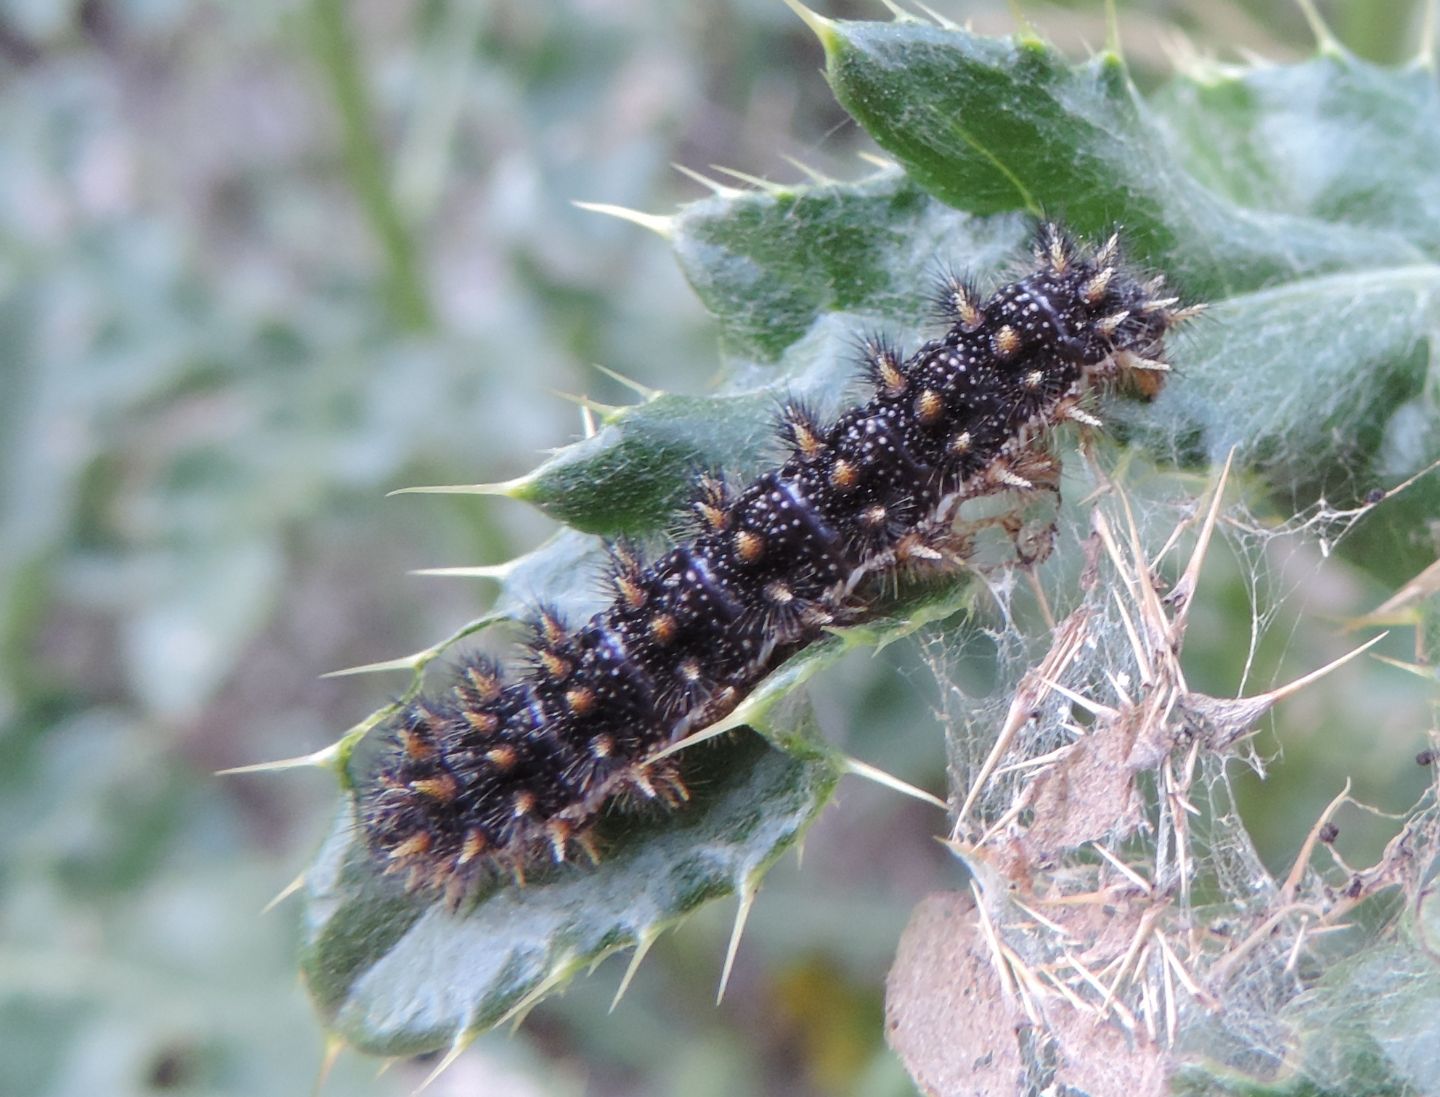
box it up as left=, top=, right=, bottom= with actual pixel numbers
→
left=361, top=225, right=1198, bottom=905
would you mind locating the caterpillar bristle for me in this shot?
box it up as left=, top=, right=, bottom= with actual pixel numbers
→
left=858, top=332, right=909, bottom=397
left=1033, top=220, right=1078, bottom=274
left=690, top=472, right=733, bottom=534
left=778, top=399, right=829, bottom=462
left=606, top=539, right=649, bottom=610
left=931, top=265, right=985, bottom=329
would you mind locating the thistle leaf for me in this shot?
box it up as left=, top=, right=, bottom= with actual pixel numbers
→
left=303, top=17, right=1440, bottom=1076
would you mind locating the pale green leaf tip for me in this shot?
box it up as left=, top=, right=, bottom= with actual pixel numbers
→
left=387, top=474, right=534, bottom=499
left=610, top=930, right=659, bottom=1012
left=780, top=154, right=836, bottom=186
left=499, top=960, right=575, bottom=1034
left=1016, top=33, right=1050, bottom=56
left=321, top=651, right=429, bottom=677
left=549, top=387, right=626, bottom=417
left=315, top=1036, right=344, bottom=1097
left=912, top=1, right=958, bottom=30
left=262, top=871, right=307, bottom=915
left=415, top=1033, right=473, bottom=1095
left=842, top=755, right=948, bottom=809
left=781, top=0, right=839, bottom=53
left=217, top=741, right=342, bottom=777
left=1418, top=0, right=1438, bottom=69
left=1097, top=48, right=1128, bottom=79
left=571, top=200, right=673, bottom=238
left=1102, top=0, right=1123, bottom=60
left=1292, top=0, right=1346, bottom=58
left=671, top=162, right=743, bottom=198
left=856, top=150, right=897, bottom=172
left=717, top=885, right=758, bottom=1005
left=710, top=163, right=789, bottom=196
left=591, top=362, right=661, bottom=401
left=651, top=710, right=744, bottom=762
left=410, top=562, right=515, bottom=580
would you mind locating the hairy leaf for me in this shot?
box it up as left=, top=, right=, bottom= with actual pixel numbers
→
left=304, top=12, right=1440, bottom=1077
left=811, top=17, right=1440, bottom=495
left=301, top=573, right=968, bottom=1056
left=303, top=732, right=840, bottom=1057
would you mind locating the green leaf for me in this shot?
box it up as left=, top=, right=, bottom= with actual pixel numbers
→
left=670, top=172, right=1026, bottom=364
left=797, top=18, right=1440, bottom=498
left=509, top=390, right=783, bottom=534
left=1116, top=266, right=1436, bottom=482
left=302, top=731, right=841, bottom=1057
left=816, top=23, right=1420, bottom=294
left=303, top=11, right=1440, bottom=1078
left=302, top=288, right=982, bottom=1061
left=512, top=174, right=1028, bottom=532
left=302, top=559, right=970, bottom=1055
left=1150, top=55, right=1440, bottom=248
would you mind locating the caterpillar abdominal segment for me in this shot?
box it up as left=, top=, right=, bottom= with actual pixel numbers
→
left=360, top=225, right=1198, bottom=907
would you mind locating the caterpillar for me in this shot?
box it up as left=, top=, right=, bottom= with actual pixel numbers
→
left=360, top=224, right=1197, bottom=906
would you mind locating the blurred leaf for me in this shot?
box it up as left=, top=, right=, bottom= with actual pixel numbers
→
left=1174, top=892, right=1440, bottom=1096
left=123, top=539, right=283, bottom=719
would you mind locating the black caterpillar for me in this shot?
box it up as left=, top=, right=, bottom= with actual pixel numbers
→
left=361, top=225, right=1196, bottom=904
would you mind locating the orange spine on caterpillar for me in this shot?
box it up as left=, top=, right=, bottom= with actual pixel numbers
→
left=360, top=224, right=1200, bottom=906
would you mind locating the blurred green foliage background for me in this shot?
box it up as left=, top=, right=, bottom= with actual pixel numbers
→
left=2, top=1, right=1434, bottom=1094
